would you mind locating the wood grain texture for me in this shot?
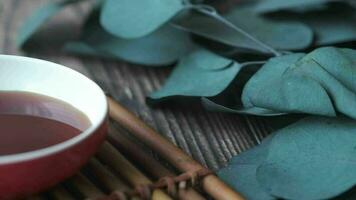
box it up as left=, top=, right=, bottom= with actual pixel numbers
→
left=1, top=0, right=271, bottom=198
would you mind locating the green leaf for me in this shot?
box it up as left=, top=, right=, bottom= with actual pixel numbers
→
left=174, top=5, right=313, bottom=53
left=200, top=62, right=285, bottom=116
left=332, top=188, right=356, bottom=200
left=148, top=49, right=241, bottom=101
left=254, top=0, right=328, bottom=13
left=269, top=4, right=356, bottom=45
left=263, top=114, right=306, bottom=130
left=65, top=10, right=194, bottom=66
left=64, top=41, right=114, bottom=58
left=100, top=0, right=184, bottom=39
left=201, top=97, right=284, bottom=116
left=230, top=134, right=275, bottom=165
left=17, top=0, right=79, bottom=47
left=257, top=116, right=356, bottom=200
left=218, top=135, right=276, bottom=200
left=297, top=4, right=356, bottom=45
left=242, top=47, right=356, bottom=119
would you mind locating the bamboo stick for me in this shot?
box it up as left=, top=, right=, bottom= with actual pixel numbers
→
left=86, top=158, right=141, bottom=200
left=108, top=125, right=206, bottom=200
left=87, top=158, right=130, bottom=192
left=67, top=173, right=105, bottom=199
left=107, top=97, right=245, bottom=200
left=97, top=142, right=172, bottom=200
left=108, top=125, right=172, bottom=178
left=48, top=185, right=76, bottom=200
left=26, top=195, right=46, bottom=200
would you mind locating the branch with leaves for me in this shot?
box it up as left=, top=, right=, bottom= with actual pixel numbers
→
left=18, top=0, right=356, bottom=199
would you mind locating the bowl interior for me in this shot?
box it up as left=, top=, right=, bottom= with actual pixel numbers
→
left=0, top=55, right=107, bottom=163
left=0, top=55, right=106, bottom=124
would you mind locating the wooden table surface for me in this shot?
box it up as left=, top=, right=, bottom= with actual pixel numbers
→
left=0, top=0, right=270, bottom=198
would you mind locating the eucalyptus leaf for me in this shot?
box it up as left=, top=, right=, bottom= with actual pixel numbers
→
left=332, top=188, right=356, bottom=200
left=242, top=47, right=356, bottom=119
left=295, top=4, right=356, bottom=45
left=64, top=41, right=114, bottom=58
left=269, top=3, right=356, bottom=45
left=201, top=62, right=285, bottom=116
left=148, top=49, right=241, bottom=101
left=100, top=0, right=185, bottom=38
left=257, top=116, right=356, bottom=200
left=254, top=0, right=329, bottom=13
left=65, top=10, right=194, bottom=66
left=229, top=133, right=275, bottom=165
left=263, top=114, right=307, bottom=130
left=201, top=97, right=284, bottom=116
left=17, top=0, right=80, bottom=47
left=219, top=165, right=276, bottom=200
left=218, top=135, right=276, bottom=200
left=174, top=5, right=313, bottom=53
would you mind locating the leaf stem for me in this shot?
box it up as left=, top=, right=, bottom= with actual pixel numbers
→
left=181, top=3, right=282, bottom=57
left=240, top=61, right=267, bottom=67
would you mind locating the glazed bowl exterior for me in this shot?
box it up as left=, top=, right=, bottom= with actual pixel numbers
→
left=0, top=55, right=108, bottom=199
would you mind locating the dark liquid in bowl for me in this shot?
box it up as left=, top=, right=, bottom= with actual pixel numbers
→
left=0, top=91, right=91, bottom=156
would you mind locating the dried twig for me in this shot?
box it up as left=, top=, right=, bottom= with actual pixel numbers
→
left=97, top=142, right=172, bottom=200
left=86, top=158, right=141, bottom=200
left=66, top=173, right=105, bottom=199
left=26, top=195, right=47, bottom=200
left=108, top=125, right=206, bottom=200
left=48, top=185, right=76, bottom=200
left=107, top=97, right=245, bottom=200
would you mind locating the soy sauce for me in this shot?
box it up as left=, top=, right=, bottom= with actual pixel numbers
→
left=0, top=91, right=91, bottom=156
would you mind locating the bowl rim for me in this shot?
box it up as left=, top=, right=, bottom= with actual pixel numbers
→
left=0, top=55, right=108, bottom=165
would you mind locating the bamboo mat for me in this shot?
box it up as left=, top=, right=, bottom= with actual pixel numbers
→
left=1, top=1, right=273, bottom=199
